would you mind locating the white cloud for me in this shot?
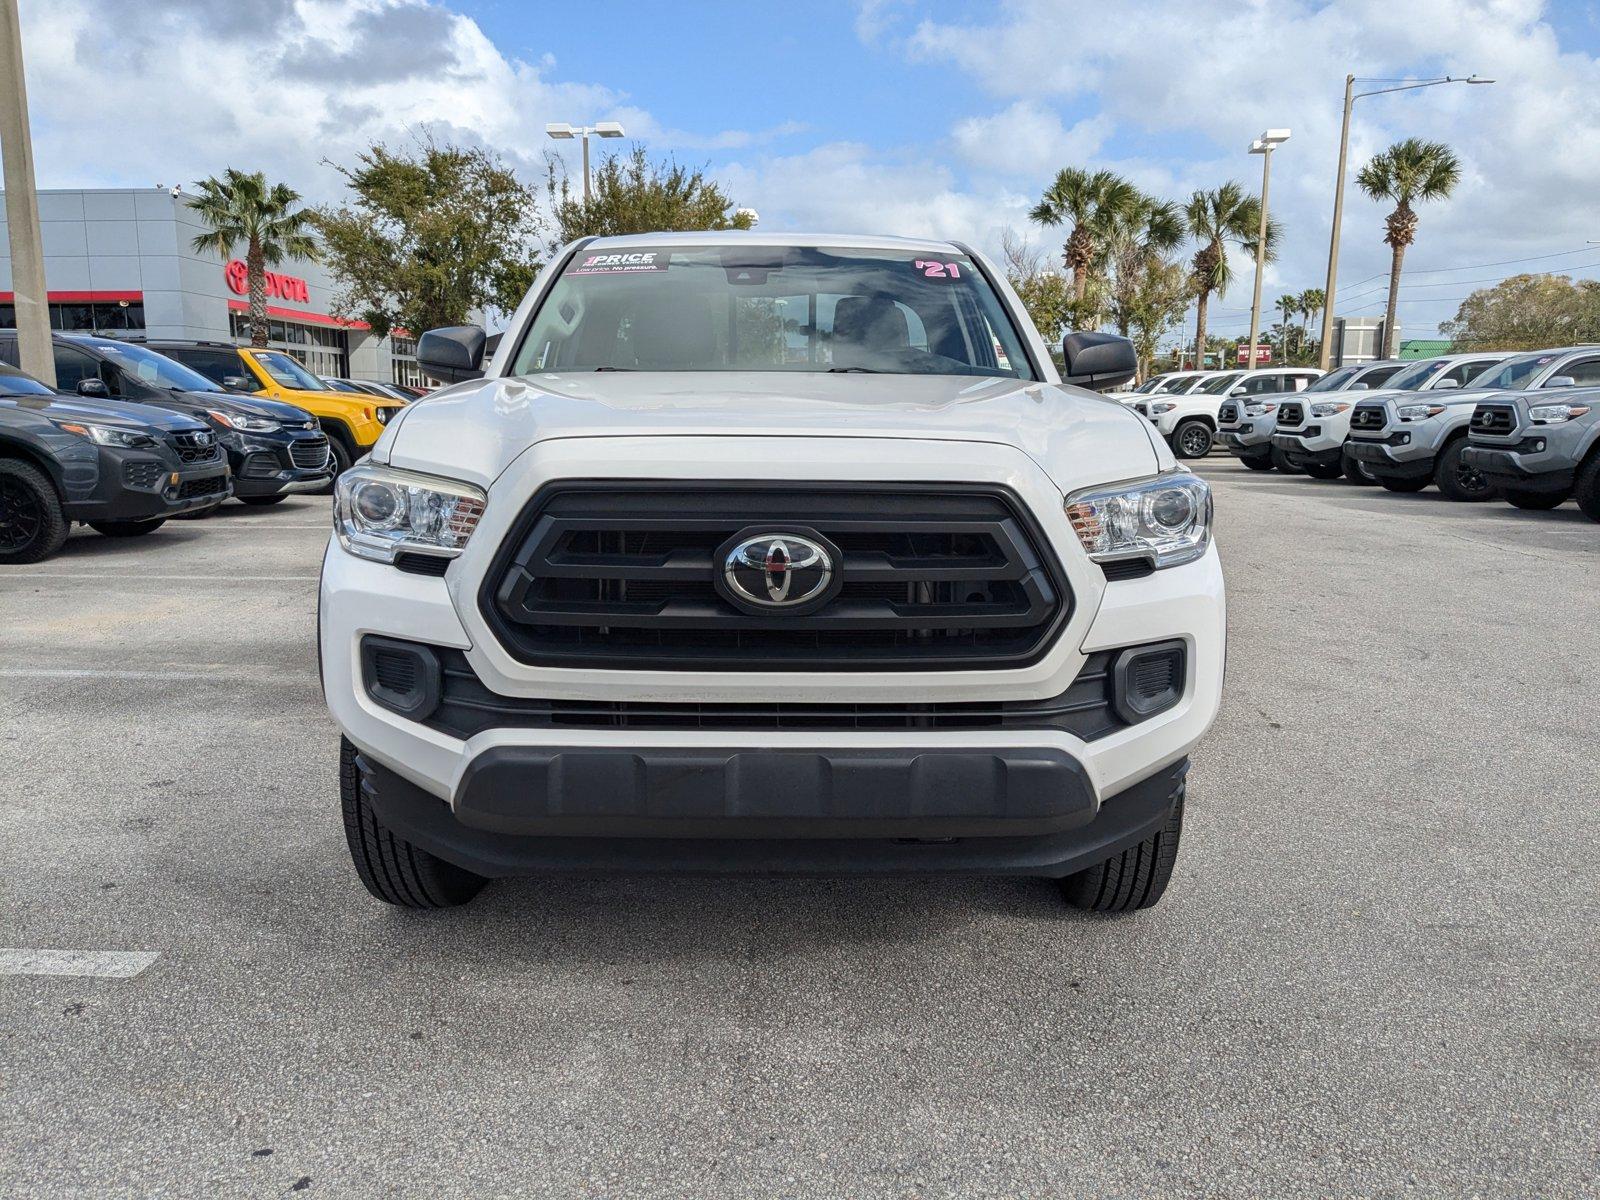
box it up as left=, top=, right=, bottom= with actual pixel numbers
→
left=951, top=103, right=1111, bottom=176
left=896, top=0, right=1600, bottom=335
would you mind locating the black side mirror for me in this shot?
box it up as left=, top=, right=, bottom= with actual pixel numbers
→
left=76, top=378, right=110, bottom=399
left=1061, top=331, right=1137, bottom=392
left=223, top=375, right=255, bottom=393
left=418, top=325, right=487, bottom=384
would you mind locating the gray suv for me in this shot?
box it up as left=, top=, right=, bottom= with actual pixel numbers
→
left=1340, top=352, right=1513, bottom=499
left=1463, top=387, right=1600, bottom=518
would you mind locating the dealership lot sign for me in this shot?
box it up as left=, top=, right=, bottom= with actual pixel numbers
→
left=224, top=260, right=310, bottom=303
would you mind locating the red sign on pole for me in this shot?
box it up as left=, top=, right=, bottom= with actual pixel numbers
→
left=1236, top=344, right=1272, bottom=364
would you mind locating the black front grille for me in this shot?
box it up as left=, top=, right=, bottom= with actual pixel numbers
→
left=176, top=474, right=227, bottom=501
left=1471, top=405, right=1517, bottom=436
left=426, top=647, right=1124, bottom=739
left=1277, top=401, right=1306, bottom=428
left=1349, top=406, right=1387, bottom=432
left=483, top=484, right=1071, bottom=672
left=123, top=461, right=163, bottom=489
left=290, top=437, right=329, bottom=469
left=1217, top=402, right=1238, bottom=424
left=170, top=431, right=220, bottom=463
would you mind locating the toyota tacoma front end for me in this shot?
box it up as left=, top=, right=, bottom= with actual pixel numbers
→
left=319, top=233, right=1225, bottom=914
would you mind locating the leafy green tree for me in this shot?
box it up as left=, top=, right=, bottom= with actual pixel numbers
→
left=189, top=169, right=318, bottom=347
left=546, top=147, right=754, bottom=245
left=1000, top=230, right=1073, bottom=346
left=1441, top=273, right=1600, bottom=350
left=1029, top=167, right=1141, bottom=325
left=1104, top=195, right=1187, bottom=338
left=1274, top=293, right=1300, bottom=360
left=1122, top=258, right=1194, bottom=379
left=1357, top=138, right=1462, bottom=358
left=1184, top=182, right=1279, bottom=375
left=313, top=137, right=543, bottom=340
left=1298, top=287, right=1325, bottom=360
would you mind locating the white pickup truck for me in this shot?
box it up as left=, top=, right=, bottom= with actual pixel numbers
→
left=1136, top=367, right=1321, bottom=459
left=319, top=232, right=1225, bottom=915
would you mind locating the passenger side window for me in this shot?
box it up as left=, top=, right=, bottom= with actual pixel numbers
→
left=169, top=349, right=243, bottom=386
left=51, top=346, right=101, bottom=391
left=1440, top=363, right=1480, bottom=387
left=1552, top=356, right=1600, bottom=386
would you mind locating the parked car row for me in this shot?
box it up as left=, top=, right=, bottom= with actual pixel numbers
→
left=1157, top=347, right=1600, bottom=521
left=0, top=336, right=414, bottom=562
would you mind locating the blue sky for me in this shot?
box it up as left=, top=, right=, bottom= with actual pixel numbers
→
left=21, top=0, right=1600, bottom=345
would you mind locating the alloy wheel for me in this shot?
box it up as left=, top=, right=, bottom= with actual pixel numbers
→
left=0, top=477, right=43, bottom=553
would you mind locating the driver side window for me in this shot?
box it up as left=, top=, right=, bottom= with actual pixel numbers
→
left=1553, top=356, right=1600, bottom=386
left=51, top=346, right=101, bottom=391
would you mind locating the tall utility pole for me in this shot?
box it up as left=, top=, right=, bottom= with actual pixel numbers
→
left=1317, top=73, right=1493, bottom=370
left=0, top=0, right=54, bottom=386
left=1245, top=129, right=1290, bottom=371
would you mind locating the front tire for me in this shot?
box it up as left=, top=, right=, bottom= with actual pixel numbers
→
left=1304, top=460, right=1344, bottom=480
left=1433, top=438, right=1498, bottom=502
left=1241, top=454, right=1275, bottom=472
left=340, top=738, right=487, bottom=908
left=88, top=518, right=166, bottom=537
left=1271, top=446, right=1301, bottom=474
left=1575, top=451, right=1600, bottom=523
left=1172, top=419, right=1213, bottom=459
left=1341, top=446, right=1377, bottom=485
left=0, top=459, right=70, bottom=564
left=1061, top=783, right=1185, bottom=913
left=1502, top=488, right=1567, bottom=511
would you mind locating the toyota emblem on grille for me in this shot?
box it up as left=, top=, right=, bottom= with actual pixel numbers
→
left=719, top=530, right=836, bottom=612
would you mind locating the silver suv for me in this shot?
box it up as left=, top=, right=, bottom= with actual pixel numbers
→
left=1463, top=385, right=1600, bottom=518
left=1341, top=352, right=1513, bottom=499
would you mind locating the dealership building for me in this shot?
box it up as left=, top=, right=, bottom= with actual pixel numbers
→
left=0, top=187, right=422, bottom=386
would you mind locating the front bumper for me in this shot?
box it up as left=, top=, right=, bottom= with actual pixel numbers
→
left=59, top=446, right=232, bottom=522
left=320, top=435, right=1225, bottom=866
left=1346, top=436, right=1434, bottom=480
left=1461, top=444, right=1576, bottom=494
left=225, top=428, right=334, bottom=497
left=360, top=748, right=1188, bottom=877
left=1271, top=432, right=1340, bottom=469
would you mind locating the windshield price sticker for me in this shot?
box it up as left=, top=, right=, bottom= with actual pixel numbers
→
left=913, top=259, right=962, bottom=279
left=570, top=250, right=672, bottom=276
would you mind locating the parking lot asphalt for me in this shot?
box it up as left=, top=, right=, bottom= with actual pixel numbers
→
left=2, top=464, right=1597, bottom=1199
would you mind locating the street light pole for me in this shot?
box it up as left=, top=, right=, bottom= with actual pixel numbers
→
left=546, top=121, right=626, bottom=205
left=0, top=0, right=55, bottom=387
left=1317, top=74, right=1493, bottom=369
left=1246, top=129, right=1290, bottom=371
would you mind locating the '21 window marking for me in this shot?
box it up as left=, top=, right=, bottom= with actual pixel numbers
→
left=914, top=260, right=962, bottom=279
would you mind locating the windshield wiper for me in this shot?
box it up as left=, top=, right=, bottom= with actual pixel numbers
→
left=592, top=366, right=634, bottom=372
left=827, top=366, right=880, bottom=373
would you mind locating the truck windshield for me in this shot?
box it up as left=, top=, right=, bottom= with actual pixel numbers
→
left=1134, top=375, right=1171, bottom=393
left=1470, top=353, right=1561, bottom=392
left=509, top=244, right=1037, bottom=379
left=1381, top=359, right=1446, bottom=391
left=1197, top=373, right=1243, bottom=395
left=1305, top=366, right=1361, bottom=392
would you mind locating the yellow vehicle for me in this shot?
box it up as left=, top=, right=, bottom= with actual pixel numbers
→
left=137, top=340, right=405, bottom=475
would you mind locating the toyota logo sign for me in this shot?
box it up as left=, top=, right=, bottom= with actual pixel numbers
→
left=717, top=530, right=838, bottom=613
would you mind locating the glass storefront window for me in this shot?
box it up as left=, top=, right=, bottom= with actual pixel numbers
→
left=230, top=311, right=349, bottom=377
left=0, top=301, right=146, bottom=333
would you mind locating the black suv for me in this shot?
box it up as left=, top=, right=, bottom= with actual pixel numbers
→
left=0, top=334, right=332, bottom=508
left=0, top=361, right=230, bottom=561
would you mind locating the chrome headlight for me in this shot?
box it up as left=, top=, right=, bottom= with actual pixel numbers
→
left=1309, top=401, right=1352, bottom=418
left=207, top=409, right=281, bottom=433
left=333, top=464, right=486, bottom=564
left=1243, top=402, right=1277, bottom=417
left=1149, top=402, right=1177, bottom=415
left=1395, top=403, right=1446, bottom=421
left=1528, top=402, right=1590, bottom=424
left=1066, top=469, right=1212, bottom=570
left=50, top=419, right=157, bottom=448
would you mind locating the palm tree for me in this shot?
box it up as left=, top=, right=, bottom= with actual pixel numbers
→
left=190, top=169, right=319, bottom=347
left=1184, top=182, right=1279, bottom=372
left=1357, top=139, right=1462, bottom=357
left=1029, top=168, right=1141, bottom=319
left=1105, top=194, right=1188, bottom=337
left=1275, top=293, right=1299, bottom=359
left=1298, top=287, right=1325, bottom=357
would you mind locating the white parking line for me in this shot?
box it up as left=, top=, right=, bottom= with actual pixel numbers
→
left=0, top=949, right=159, bottom=978
left=0, top=668, right=299, bottom=682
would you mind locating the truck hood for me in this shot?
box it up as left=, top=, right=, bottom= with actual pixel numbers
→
left=381, top=371, right=1164, bottom=492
